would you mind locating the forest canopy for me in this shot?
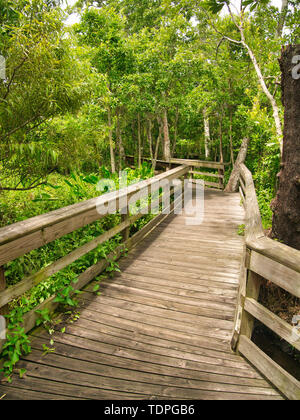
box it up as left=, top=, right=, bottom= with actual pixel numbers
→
left=0, top=0, right=299, bottom=224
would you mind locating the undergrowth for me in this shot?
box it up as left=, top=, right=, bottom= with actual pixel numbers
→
left=0, top=163, right=155, bottom=381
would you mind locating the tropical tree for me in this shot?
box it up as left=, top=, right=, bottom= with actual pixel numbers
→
left=0, top=0, right=90, bottom=190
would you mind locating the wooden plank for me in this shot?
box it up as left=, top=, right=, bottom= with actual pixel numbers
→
left=171, top=158, right=227, bottom=169
left=0, top=267, right=5, bottom=314
left=29, top=334, right=279, bottom=394
left=239, top=176, right=246, bottom=195
left=0, top=267, right=6, bottom=352
left=120, top=264, right=239, bottom=289
left=247, top=236, right=300, bottom=274
left=80, top=293, right=234, bottom=336
left=20, top=347, right=279, bottom=397
left=244, top=298, right=300, bottom=351
left=218, top=168, right=224, bottom=190
left=239, top=271, right=262, bottom=340
left=78, top=301, right=232, bottom=343
left=0, top=385, right=80, bottom=400
left=126, top=155, right=228, bottom=170
left=74, top=309, right=232, bottom=354
left=30, top=333, right=254, bottom=383
left=248, top=250, right=300, bottom=298
left=239, top=164, right=264, bottom=241
left=112, top=272, right=237, bottom=300
left=231, top=246, right=247, bottom=351
left=8, top=359, right=282, bottom=400
left=82, top=288, right=235, bottom=328
left=41, top=321, right=256, bottom=369
left=122, top=258, right=240, bottom=284
left=1, top=374, right=146, bottom=400
left=189, top=171, right=224, bottom=179
left=124, top=254, right=240, bottom=277
left=190, top=179, right=221, bottom=189
left=239, top=186, right=245, bottom=207
left=239, top=335, right=300, bottom=400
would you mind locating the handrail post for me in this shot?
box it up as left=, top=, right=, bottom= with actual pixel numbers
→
left=0, top=266, right=7, bottom=315
left=237, top=264, right=262, bottom=348
left=121, top=205, right=130, bottom=243
left=218, top=165, right=224, bottom=190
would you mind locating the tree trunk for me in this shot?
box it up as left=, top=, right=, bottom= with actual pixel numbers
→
left=225, top=137, right=250, bottom=193
left=277, top=0, right=289, bottom=38
left=171, top=107, right=179, bottom=157
left=229, top=108, right=235, bottom=165
left=147, top=116, right=153, bottom=161
left=239, top=27, right=283, bottom=153
left=137, top=113, right=142, bottom=168
left=271, top=45, right=300, bottom=250
left=107, top=106, right=116, bottom=174
left=219, top=115, right=224, bottom=163
left=162, top=108, right=171, bottom=161
left=116, top=109, right=125, bottom=170
left=152, top=116, right=162, bottom=171
left=203, top=108, right=210, bottom=159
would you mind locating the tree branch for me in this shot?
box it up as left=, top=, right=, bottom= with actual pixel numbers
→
left=1, top=56, right=28, bottom=102
left=1, top=114, right=41, bottom=141
left=0, top=181, right=47, bottom=192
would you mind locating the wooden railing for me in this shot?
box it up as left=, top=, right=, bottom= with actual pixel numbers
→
left=0, top=165, right=189, bottom=352
left=232, top=163, right=300, bottom=400
left=126, top=156, right=228, bottom=190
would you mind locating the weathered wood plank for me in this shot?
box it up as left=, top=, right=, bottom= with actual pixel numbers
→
left=190, top=179, right=222, bottom=189
left=20, top=347, right=279, bottom=397
left=239, top=335, right=300, bottom=400
left=81, top=288, right=234, bottom=328
left=239, top=271, right=262, bottom=340
left=29, top=335, right=278, bottom=393
left=248, top=250, right=300, bottom=298
left=244, top=298, right=300, bottom=351
left=189, top=171, right=224, bottom=179
left=239, top=164, right=264, bottom=242
left=10, top=359, right=283, bottom=400
left=247, top=236, right=300, bottom=274
left=34, top=322, right=257, bottom=371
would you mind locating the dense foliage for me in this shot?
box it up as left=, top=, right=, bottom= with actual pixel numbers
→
left=0, top=0, right=299, bottom=380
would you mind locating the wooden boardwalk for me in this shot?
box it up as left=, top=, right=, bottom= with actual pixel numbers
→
left=0, top=189, right=284, bottom=400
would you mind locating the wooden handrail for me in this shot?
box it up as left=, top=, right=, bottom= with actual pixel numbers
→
left=239, top=164, right=264, bottom=241
left=125, top=155, right=229, bottom=170
left=233, top=163, right=300, bottom=400
left=0, top=165, right=188, bottom=266
left=125, top=156, right=226, bottom=190
left=0, top=165, right=189, bottom=352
